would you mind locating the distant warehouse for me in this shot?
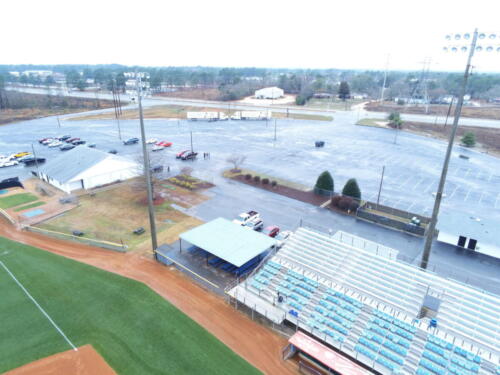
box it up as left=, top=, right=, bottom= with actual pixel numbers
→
left=254, top=86, right=284, bottom=99
left=37, top=148, right=140, bottom=194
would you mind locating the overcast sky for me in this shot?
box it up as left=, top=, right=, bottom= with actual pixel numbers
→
left=2, top=0, right=500, bottom=72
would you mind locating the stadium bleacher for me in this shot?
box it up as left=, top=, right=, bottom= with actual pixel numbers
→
left=235, top=226, right=499, bottom=375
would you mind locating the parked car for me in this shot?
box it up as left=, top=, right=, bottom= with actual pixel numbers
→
left=38, top=137, right=51, bottom=144
left=123, top=137, right=139, bottom=145
left=72, top=140, right=86, bottom=145
left=42, top=138, right=54, bottom=145
left=146, top=138, right=158, bottom=144
left=232, top=210, right=260, bottom=226
left=13, top=152, right=31, bottom=158
left=156, top=141, right=172, bottom=147
left=60, top=144, right=75, bottom=151
left=0, top=160, right=19, bottom=167
left=262, top=225, right=280, bottom=238
left=176, top=150, right=190, bottom=159
left=150, top=165, right=163, bottom=173
left=87, top=143, right=96, bottom=148
left=22, top=157, right=46, bottom=166
left=181, top=151, right=198, bottom=160
left=152, top=145, right=165, bottom=152
left=58, top=135, right=71, bottom=141
left=66, top=137, right=80, bottom=143
left=108, top=149, right=118, bottom=154
left=48, top=141, right=63, bottom=148
left=244, top=218, right=264, bottom=231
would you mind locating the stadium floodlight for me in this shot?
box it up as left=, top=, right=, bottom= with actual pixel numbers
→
left=421, top=28, right=500, bottom=269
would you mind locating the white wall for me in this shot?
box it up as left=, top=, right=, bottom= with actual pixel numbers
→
left=69, top=157, right=140, bottom=190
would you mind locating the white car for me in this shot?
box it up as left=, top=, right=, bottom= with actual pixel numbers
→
left=244, top=218, right=264, bottom=231
left=152, top=145, right=165, bottom=152
left=0, top=160, right=19, bottom=167
left=48, top=141, right=63, bottom=147
left=146, top=138, right=158, bottom=144
left=42, top=139, right=54, bottom=145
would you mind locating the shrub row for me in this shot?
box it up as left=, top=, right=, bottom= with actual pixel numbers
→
left=243, top=174, right=277, bottom=187
left=169, top=178, right=194, bottom=190
left=331, top=195, right=359, bottom=212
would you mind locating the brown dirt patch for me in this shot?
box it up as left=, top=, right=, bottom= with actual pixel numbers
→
left=154, top=87, right=222, bottom=100
left=0, top=221, right=296, bottom=375
left=234, top=174, right=328, bottom=206
left=365, top=101, right=500, bottom=120
left=402, top=121, right=500, bottom=157
left=5, top=345, right=115, bottom=375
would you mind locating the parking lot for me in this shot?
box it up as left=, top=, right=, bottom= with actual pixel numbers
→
left=1, top=108, right=499, bottom=291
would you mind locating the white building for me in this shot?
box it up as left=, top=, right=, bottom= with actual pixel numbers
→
left=254, top=87, right=284, bottom=99
left=38, top=148, right=140, bottom=194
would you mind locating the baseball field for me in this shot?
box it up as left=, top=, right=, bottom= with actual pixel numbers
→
left=0, top=236, right=260, bottom=375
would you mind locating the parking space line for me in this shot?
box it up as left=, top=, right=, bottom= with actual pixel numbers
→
left=406, top=202, right=416, bottom=212
left=478, top=193, right=484, bottom=205
left=412, top=177, right=426, bottom=191
left=463, top=189, right=472, bottom=202
left=448, top=185, right=459, bottom=199
left=397, top=175, right=413, bottom=189
left=464, top=168, right=472, bottom=177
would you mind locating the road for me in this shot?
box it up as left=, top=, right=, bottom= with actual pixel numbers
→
left=7, top=86, right=500, bottom=129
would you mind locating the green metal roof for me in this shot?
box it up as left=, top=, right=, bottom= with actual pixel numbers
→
left=180, top=218, right=276, bottom=267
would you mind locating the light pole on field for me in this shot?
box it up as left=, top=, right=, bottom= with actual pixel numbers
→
left=421, top=29, right=500, bottom=269
left=137, top=76, right=158, bottom=257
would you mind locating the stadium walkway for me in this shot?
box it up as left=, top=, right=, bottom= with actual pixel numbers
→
left=0, top=221, right=296, bottom=375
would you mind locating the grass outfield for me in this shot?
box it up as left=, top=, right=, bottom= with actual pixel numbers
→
left=0, top=237, right=260, bottom=375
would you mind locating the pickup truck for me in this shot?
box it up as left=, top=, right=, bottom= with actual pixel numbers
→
left=232, top=210, right=259, bottom=226
left=244, top=218, right=264, bottom=231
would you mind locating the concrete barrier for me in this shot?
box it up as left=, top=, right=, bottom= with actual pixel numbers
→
left=0, top=207, right=16, bottom=225
left=22, top=225, right=127, bottom=252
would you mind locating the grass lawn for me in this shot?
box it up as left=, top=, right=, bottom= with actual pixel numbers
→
left=13, top=201, right=46, bottom=212
left=272, top=112, right=333, bottom=122
left=0, top=237, right=260, bottom=374
left=0, top=193, right=39, bottom=209
left=302, top=98, right=365, bottom=110
left=37, top=182, right=203, bottom=250
left=356, top=118, right=389, bottom=128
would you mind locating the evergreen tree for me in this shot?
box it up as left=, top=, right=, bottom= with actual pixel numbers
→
left=315, top=171, right=334, bottom=192
left=338, top=81, right=350, bottom=100
left=342, top=178, right=361, bottom=199
left=461, top=132, right=476, bottom=147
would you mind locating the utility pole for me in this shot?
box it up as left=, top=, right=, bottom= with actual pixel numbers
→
left=274, top=119, right=277, bottom=141
left=380, top=55, right=390, bottom=102
left=57, top=116, right=61, bottom=128
left=137, top=77, right=158, bottom=257
left=190, top=131, right=193, bottom=152
left=31, top=144, right=40, bottom=177
left=443, top=97, right=454, bottom=129
left=376, top=166, right=385, bottom=208
left=421, top=29, right=478, bottom=270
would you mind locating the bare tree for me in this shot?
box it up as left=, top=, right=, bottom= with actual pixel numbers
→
left=132, top=150, right=170, bottom=199
left=226, top=154, right=247, bottom=172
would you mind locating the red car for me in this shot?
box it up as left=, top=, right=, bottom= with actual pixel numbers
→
left=262, top=226, right=280, bottom=238
left=66, top=137, right=80, bottom=143
left=176, top=150, right=190, bottom=159
left=156, top=141, right=172, bottom=147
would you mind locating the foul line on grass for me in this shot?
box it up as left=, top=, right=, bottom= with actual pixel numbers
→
left=0, top=260, right=77, bottom=351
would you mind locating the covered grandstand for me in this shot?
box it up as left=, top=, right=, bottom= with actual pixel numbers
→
left=229, top=226, right=500, bottom=375
left=178, top=218, right=276, bottom=276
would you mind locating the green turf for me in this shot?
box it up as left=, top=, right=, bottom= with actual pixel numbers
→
left=13, top=201, right=46, bottom=212
left=0, top=237, right=261, bottom=375
left=0, top=193, right=38, bottom=209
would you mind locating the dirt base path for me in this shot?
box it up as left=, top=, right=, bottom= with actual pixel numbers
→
left=0, top=220, right=296, bottom=375
left=5, top=345, right=115, bottom=375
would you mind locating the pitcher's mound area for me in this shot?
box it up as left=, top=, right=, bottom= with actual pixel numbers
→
left=5, top=345, right=116, bottom=375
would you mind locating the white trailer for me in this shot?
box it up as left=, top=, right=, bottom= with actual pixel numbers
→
left=240, top=110, right=272, bottom=120
left=187, top=112, right=220, bottom=121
